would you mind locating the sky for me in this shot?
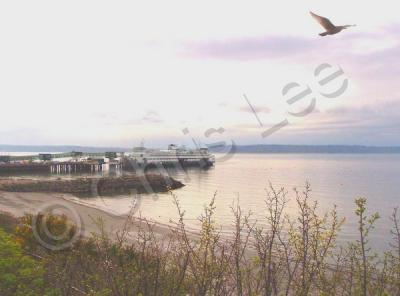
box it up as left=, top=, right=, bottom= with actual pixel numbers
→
left=0, top=0, right=399, bottom=148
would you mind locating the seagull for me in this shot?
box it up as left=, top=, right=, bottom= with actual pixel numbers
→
left=310, top=11, right=356, bottom=36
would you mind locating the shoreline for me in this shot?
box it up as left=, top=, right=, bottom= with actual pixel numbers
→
left=0, top=190, right=175, bottom=240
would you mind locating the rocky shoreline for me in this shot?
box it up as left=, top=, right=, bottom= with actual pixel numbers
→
left=0, top=174, right=184, bottom=197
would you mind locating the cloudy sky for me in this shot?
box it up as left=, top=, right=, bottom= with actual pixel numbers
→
left=0, top=0, right=399, bottom=148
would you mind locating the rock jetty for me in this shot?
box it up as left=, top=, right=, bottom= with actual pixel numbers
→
left=0, top=174, right=184, bottom=197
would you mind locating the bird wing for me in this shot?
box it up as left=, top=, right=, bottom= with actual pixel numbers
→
left=310, top=11, right=336, bottom=31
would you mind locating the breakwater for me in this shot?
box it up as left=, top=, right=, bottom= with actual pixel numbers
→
left=0, top=174, right=184, bottom=196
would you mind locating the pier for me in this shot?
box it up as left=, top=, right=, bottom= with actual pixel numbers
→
left=49, top=161, right=122, bottom=173
left=0, top=163, right=51, bottom=174
left=2, top=152, right=115, bottom=162
left=0, top=146, right=215, bottom=174
left=0, top=151, right=122, bottom=174
left=0, top=161, right=123, bottom=174
left=49, top=161, right=104, bottom=173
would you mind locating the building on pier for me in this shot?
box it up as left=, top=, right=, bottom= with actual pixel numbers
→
left=39, top=153, right=53, bottom=161
left=0, top=156, right=11, bottom=163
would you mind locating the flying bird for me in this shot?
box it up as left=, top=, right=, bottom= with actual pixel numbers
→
left=310, top=11, right=356, bottom=36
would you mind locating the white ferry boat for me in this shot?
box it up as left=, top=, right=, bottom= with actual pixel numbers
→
left=124, top=144, right=215, bottom=169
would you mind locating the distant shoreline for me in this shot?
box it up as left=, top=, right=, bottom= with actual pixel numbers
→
left=2, top=144, right=400, bottom=154
left=212, top=144, right=400, bottom=154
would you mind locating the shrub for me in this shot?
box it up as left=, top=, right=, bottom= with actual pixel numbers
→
left=0, top=228, right=54, bottom=296
left=2, top=183, right=400, bottom=295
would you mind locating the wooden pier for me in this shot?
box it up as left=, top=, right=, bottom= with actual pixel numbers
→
left=0, top=163, right=51, bottom=174
left=50, top=161, right=104, bottom=173
left=1, top=151, right=121, bottom=162
left=0, top=160, right=122, bottom=174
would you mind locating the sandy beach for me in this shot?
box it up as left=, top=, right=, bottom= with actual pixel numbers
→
left=0, top=190, right=173, bottom=241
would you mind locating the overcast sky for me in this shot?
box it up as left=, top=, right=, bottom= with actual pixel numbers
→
left=0, top=0, right=399, bottom=148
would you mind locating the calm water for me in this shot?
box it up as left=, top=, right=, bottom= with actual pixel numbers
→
left=3, top=153, right=400, bottom=250
left=72, top=153, right=400, bottom=251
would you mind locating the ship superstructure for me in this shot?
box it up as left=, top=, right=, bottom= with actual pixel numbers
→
left=125, top=144, right=215, bottom=169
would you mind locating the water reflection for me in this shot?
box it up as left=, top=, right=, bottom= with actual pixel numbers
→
left=3, top=153, right=400, bottom=251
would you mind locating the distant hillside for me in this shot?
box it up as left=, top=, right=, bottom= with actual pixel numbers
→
left=0, top=145, right=129, bottom=153
left=2, top=144, right=400, bottom=154
left=209, top=145, right=400, bottom=154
